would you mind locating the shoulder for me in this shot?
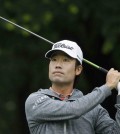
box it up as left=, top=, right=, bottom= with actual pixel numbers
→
left=73, top=88, right=84, bottom=96
left=25, top=89, right=49, bottom=106
left=27, top=88, right=49, bottom=97
left=26, top=88, right=49, bottom=98
left=25, top=89, right=51, bottom=112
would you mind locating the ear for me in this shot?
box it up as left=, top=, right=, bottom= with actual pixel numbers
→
left=75, top=65, right=83, bottom=76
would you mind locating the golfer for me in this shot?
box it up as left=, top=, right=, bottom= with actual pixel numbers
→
left=25, top=40, right=120, bottom=134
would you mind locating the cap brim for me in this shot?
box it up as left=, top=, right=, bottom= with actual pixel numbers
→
left=45, top=49, right=70, bottom=58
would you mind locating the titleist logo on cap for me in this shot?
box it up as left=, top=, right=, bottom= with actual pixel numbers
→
left=54, top=43, right=74, bottom=50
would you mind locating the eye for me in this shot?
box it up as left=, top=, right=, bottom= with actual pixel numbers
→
left=63, top=58, right=70, bottom=62
left=50, top=57, right=57, bottom=62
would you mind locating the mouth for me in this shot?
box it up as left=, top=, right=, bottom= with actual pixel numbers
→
left=53, top=71, right=64, bottom=75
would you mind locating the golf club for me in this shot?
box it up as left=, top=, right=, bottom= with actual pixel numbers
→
left=0, top=16, right=120, bottom=90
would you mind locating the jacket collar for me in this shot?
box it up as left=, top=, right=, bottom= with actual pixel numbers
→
left=38, top=88, right=83, bottom=101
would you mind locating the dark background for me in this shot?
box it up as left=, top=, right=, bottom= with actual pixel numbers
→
left=0, top=0, right=120, bottom=133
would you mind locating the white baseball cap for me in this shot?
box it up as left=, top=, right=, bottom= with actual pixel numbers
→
left=45, top=40, right=83, bottom=64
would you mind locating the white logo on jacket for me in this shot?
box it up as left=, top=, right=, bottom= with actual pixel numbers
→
left=32, top=95, right=48, bottom=109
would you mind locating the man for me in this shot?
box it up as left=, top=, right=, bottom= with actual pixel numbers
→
left=25, top=40, right=120, bottom=134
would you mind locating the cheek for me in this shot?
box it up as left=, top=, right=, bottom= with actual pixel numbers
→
left=49, top=62, right=53, bottom=71
left=48, top=64, right=52, bottom=78
left=66, top=65, right=76, bottom=77
left=49, top=63, right=55, bottom=80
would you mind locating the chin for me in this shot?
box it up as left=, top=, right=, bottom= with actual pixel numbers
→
left=52, top=79, right=63, bottom=83
left=50, top=77, right=72, bottom=84
left=52, top=79, right=72, bottom=85
left=50, top=78, right=64, bottom=83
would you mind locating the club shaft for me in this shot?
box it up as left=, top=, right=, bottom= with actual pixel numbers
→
left=0, top=16, right=54, bottom=45
left=83, top=59, right=108, bottom=73
left=0, top=16, right=109, bottom=73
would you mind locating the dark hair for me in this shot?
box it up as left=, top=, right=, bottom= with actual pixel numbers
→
left=73, top=60, right=82, bottom=88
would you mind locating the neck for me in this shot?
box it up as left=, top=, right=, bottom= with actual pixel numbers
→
left=51, top=82, right=74, bottom=96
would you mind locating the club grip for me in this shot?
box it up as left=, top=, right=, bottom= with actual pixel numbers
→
left=99, top=67, right=108, bottom=74
left=100, top=67, right=120, bottom=90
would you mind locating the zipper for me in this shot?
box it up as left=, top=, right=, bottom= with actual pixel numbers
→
left=64, top=122, right=67, bottom=134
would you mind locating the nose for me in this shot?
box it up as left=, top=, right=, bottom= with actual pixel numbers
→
left=55, top=60, right=62, bottom=69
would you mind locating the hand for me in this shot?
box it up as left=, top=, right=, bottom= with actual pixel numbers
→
left=105, top=68, right=120, bottom=90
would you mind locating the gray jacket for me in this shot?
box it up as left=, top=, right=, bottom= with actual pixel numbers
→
left=25, top=85, right=120, bottom=134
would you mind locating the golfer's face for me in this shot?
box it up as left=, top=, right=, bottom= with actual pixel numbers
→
left=49, top=51, right=78, bottom=84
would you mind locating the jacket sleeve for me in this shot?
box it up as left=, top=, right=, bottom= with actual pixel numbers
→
left=25, top=85, right=111, bottom=122
left=95, top=96, right=120, bottom=134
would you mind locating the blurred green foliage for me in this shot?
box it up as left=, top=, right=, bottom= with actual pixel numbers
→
left=0, top=0, right=120, bottom=133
